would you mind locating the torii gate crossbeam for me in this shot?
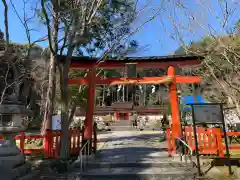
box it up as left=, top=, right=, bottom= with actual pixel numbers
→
left=68, top=76, right=201, bottom=85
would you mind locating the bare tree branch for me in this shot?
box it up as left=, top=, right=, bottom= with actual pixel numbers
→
left=41, top=0, right=55, bottom=54
left=1, top=0, right=9, bottom=49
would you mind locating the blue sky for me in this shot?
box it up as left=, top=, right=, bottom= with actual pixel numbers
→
left=0, top=0, right=239, bottom=56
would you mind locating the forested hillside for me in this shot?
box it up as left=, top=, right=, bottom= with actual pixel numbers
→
left=175, top=34, right=240, bottom=117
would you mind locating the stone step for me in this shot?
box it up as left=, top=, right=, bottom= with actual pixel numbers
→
left=77, top=176, right=194, bottom=180
left=70, top=167, right=196, bottom=180
left=41, top=162, right=196, bottom=180
left=112, top=121, right=132, bottom=126
left=82, top=166, right=195, bottom=173
left=77, top=156, right=174, bottom=164
left=74, top=161, right=193, bottom=169
left=71, top=159, right=196, bottom=179
left=110, top=126, right=133, bottom=131
left=110, top=126, right=133, bottom=128
left=93, top=154, right=173, bottom=161
left=41, top=173, right=195, bottom=180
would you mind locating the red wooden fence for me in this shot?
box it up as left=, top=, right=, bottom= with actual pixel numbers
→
left=1, top=126, right=97, bottom=159
left=183, top=126, right=223, bottom=156
left=167, top=126, right=240, bottom=157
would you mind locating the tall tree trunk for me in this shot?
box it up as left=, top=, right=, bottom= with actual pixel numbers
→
left=41, top=53, right=57, bottom=134
left=41, top=2, right=58, bottom=134
left=59, top=61, right=71, bottom=159
left=58, top=9, right=81, bottom=158
left=59, top=46, right=75, bottom=159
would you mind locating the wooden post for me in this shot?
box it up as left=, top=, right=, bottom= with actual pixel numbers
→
left=93, top=122, right=97, bottom=153
left=116, top=112, right=120, bottom=120
left=77, top=127, right=81, bottom=150
left=84, top=67, right=96, bottom=140
left=19, top=132, right=25, bottom=154
left=216, top=128, right=224, bottom=157
left=83, top=67, right=96, bottom=155
left=73, top=127, right=77, bottom=151
left=127, top=64, right=137, bottom=105
left=44, top=129, right=52, bottom=158
left=44, top=130, right=49, bottom=158
left=166, top=128, right=172, bottom=156
left=81, top=125, right=85, bottom=147
left=68, top=128, right=72, bottom=155
left=55, top=130, right=61, bottom=158
left=168, top=66, right=181, bottom=153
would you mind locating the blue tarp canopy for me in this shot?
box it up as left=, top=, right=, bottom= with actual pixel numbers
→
left=181, top=96, right=206, bottom=111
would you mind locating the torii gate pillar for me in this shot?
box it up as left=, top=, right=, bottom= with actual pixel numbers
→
left=168, top=66, right=181, bottom=152
left=84, top=67, right=96, bottom=140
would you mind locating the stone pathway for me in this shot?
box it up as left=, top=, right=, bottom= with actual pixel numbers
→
left=39, top=121, right=196, bottom=180
left=70, top=129, right=197, bottom=180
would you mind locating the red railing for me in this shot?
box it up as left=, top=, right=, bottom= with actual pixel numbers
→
left=183, top=126, right=223, bottom=156
left=221, top=131, right=240, bottom=153
left=1, top=126, right=97, bottom=159
left=166, top=126, right=240, bottom=157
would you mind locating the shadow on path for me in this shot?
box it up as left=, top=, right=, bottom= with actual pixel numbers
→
left=41, top=131, right=194, bottom=180
left=95, top=146, right=169, bottom=162
left=79, top=137, right=192, bottom=180
left=97, top=133, right=164, bottom=143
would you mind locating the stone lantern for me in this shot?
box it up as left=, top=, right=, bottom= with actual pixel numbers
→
left=0, top=102, right=33, bottom=180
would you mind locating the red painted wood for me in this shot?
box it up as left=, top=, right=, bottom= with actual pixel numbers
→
left=225, top=132, right=240, bottom=136
left=54, top=130, right=61, bottom=158
left=77, top=128, right=81, bottom=149
left=116, top=112, right=120, bottom=120
left=44, top=130, right=51, bottom=158
left=181, top=126, right=240, bottom=157
left=168, top=66, right=181, bottom=152
left=0, top=127, right=94, bottom=158
left=19, top=132, right=25, bottom=153
left=73, top=128, right=77, bottom=150
left=49, top=130, right=53, bottom=157
left=68, top=76, right=201, bottom=85
left=184, top=126, right=195, bottom=152
left=23, top=149, right=44, bottom=155
left=84, top=67, right=96, bottom=140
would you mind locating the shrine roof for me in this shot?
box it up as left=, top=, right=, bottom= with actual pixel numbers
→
left=58, top=54, right=204, bottom=69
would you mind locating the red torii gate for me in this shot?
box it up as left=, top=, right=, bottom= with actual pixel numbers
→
left=63, top=55, right=203, bottom=151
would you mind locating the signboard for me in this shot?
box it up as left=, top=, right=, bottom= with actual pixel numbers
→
left=52, top=115, right=61, bottom=130
left=189, top=103, right=232, bottom=176
left=192, top=104, right=222, bottom=124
